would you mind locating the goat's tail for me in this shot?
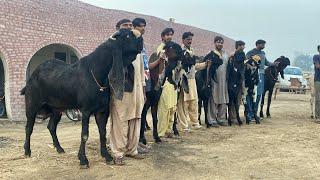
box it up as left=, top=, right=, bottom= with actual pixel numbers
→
left=20, top=87, right=26, bottom=95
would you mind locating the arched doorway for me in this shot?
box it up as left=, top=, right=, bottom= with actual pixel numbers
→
left=26, top=43, right=81, bottom=80
left=0, top=56, right=7, bottom=118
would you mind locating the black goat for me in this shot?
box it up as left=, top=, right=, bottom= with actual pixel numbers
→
left=139, top=41, right=185, bottom=144
left=226, top=51, right=245, bottom=126
left=196, top=50, right=224, bottom=127
left=260, top=56, right=290, bottom=118
left=20, top=29, right=143, bottom=168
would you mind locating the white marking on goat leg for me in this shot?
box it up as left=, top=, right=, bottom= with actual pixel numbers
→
left=83, top=135, right=88, bottom=142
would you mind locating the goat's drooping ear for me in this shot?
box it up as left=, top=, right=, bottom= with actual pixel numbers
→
left=181, top=74, right=189, bottom=94
left=131, top=29, right=141, bottom=38
left=109, top=41, right=125, bottom=100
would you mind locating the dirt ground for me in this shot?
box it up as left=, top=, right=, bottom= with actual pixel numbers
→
left=1, top=93, right=320, bottom=180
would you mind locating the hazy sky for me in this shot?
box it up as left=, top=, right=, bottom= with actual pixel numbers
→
left=80, top=0, right=319, bottom=62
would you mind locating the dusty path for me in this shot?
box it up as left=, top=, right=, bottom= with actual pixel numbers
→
left=1, top=93, right=320, bottom=180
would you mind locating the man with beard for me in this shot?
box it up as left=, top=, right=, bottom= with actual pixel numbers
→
left=207, top=36, right=229, bottom=126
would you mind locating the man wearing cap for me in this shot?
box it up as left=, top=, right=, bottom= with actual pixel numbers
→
left=115, top=19, right=132, bottom=30
left=246, top=39, right=271, bottom=121
left=109, top=18, right=145, bottom=165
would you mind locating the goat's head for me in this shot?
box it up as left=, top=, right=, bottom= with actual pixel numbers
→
left=161, top=42, right=190, bottom=93
left=110, top=28, right=143, bottom=66
left=181, top=49, right=196, bottom=70
left=207, top=50, right=224, bottom=67
left=274, top=56, right=290, bottom=71
left=109, top=28, right=143, bottom=100
left=273, top=56, right=290, bottom=79
left=163, top=41, right=183, bottom=69
left=231, top=51, right=246, bottom=70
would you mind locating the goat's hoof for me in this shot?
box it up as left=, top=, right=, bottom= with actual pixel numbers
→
left=105, top=155, right=114, bottom=164
left=100, top=149, right=109, bottom=158
left=24, top=153, right=31, bottom=158
left=311, top=115, right=315, bottom=119
left=79, top=159, right=89, bottom=169
left=140, top=138, right=147, bottom=145
left=267, top=115, right=271, bottom=118
left=24, top=150, right=31, bottom=158
left=154, top=137, right=162, bottom=143
left=80, top=164, right=89, bottom=169
left=238, top=121, right=243, bottom=126
left=56, top=147, right=65, bottom=154
left=173, top=131, right=180, bottom=136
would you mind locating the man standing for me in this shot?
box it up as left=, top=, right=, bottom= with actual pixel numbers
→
left=177, top=32, right=202, bottom=132
left=246, top=39, right=271, bottom=121
left=115, top=19, right=132, bottom=30
left=228, top=40, right=246, bottom=123
left=131, top=18, right=151, bottom=152
left=207, top=36, right=229, bottom=126
left=155, top=28, right=178, bottom=138
left=313, top=45, right=320, bottom=123
left=109, top=18, right=145, bottom=165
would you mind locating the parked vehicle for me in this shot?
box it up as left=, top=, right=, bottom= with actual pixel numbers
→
left=278, top=66, right=308, bottom=91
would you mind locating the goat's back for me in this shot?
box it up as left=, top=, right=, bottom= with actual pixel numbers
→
left=24, top=59, right=81, bottom=108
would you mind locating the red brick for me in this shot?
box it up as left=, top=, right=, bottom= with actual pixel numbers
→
left=0, top=0, right=234, bottom=121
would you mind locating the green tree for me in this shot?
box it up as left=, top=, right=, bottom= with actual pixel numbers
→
left=293, top=52, right=313, bottom=72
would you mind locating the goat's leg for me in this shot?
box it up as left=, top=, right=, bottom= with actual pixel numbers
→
left=78, top=112, right=90, bottom=168
left=24, top=112, right=37, bottom=157
left=235, top=103, right=242, bottom=126
left=260, top=91, right=266, bottom=118
left=253, top=102, right=261, bottom=124
left=140, top=102, right=150, bottom=145
left=145, top=119, right=151, bottom=130
left=173, top=113, right=179, bottom=136
left=266, top=90, right=273, bottom=118
left=47, top=110, right=64, bottom=153
left=203, top=99, right=210, bottom=128
left=198, top=100, right=202, bottom=125
left=94, top=111, right=113, bottom=164
left=151, top=105, right=162, bottom=143
left=227, top=104, right=232, bottom=126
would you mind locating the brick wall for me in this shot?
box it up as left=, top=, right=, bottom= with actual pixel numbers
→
left=0, top=0, right=234, bottom=121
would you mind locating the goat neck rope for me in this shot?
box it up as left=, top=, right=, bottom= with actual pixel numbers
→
left=268, top=68, right=278, bottom=82
left=90, top=70, right=108, bottom=92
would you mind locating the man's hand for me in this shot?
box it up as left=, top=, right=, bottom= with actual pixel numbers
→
left=159, top=51, right=166, bottom=60
left=207, top=60, right=212, bottom=67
